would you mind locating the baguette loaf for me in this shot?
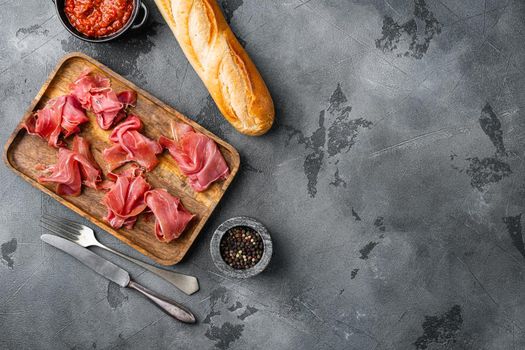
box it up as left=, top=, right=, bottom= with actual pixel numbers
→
left=163, top=0, right=274, bottom=136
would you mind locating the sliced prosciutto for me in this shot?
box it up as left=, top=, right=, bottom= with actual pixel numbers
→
left=102, top=167, right=151, bottom=229
left=69, top=69, right=136, bottom=129
left=103, top=115, right=162, bottom=171
left=144, top=189, right=194, bottom=242
left=159, top=122, right=230, bottom=192
left=72, top=136, right=102, bottom=189
left=91, top=90, right=126, bottom=129
left=24, top=95, right=88, bottom=148
left=61, top=95, right=89, bottom=136
left=69, top=69, right=111, bottom=109
left=38, top=147, right=82, bottom=196
left=118, top=91, right=137, bottom=108
left=38, top=136, right=102, bottom=196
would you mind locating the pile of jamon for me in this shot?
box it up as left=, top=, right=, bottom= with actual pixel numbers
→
left=38, top=135, right=102, bottom=196
left=160, top=122, right=230, bottom=192
left=25, top=70, right=230, bottom=243
left=69, top=69, right=137, bottom=129
left=101, top=167, right=194, bottom=242
left=24, top=95, right=88, bottom=148
left=103, top=115, right=162, bottom=171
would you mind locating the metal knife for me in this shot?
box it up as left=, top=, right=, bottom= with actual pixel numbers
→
left=41, top=234, right=196, bottom=324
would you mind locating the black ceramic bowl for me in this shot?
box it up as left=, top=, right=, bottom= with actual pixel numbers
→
left=52, top=0, right=148, bottom=43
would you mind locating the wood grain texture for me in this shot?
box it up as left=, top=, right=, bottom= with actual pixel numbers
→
left=3, top=52, right=240, bottom=266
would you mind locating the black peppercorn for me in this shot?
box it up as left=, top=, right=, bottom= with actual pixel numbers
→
left=220, top=226, right=264, bottom=270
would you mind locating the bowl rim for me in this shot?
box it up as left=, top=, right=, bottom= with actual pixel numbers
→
left=210, top=217, right=273, bottom=279
left=53, top=0, right=143, bottom=43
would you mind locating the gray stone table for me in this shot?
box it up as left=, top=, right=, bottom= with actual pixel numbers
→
left=1, top=0, right=524, bottom=349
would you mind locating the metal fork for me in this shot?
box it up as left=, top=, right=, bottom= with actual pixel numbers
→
left=40, top=215, right=199, bottom=295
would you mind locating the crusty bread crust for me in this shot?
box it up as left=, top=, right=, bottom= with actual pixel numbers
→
left=155, top=0, right=274, bottom=136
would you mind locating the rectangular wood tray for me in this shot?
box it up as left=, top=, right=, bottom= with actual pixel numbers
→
left=3, top=52, right=240, bottom=265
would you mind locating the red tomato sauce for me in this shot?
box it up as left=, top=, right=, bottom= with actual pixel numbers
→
left=64, top=0, right=134, bottom=38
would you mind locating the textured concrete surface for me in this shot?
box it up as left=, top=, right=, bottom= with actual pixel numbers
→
left=1, top=0, right=525, bottom=349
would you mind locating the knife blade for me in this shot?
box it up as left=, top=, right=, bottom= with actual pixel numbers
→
left=42, top=234, right=130, bottom=286
left=41, top=234, right=196, bottom=323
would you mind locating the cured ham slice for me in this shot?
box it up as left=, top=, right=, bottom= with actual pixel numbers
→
left=69, top=69, right=136, bottom=129
left=144, top=189, right=194, bottom=242
left=91, top=90, right=125, bottom=129
left=102, top=167, right=151, bottom=229
left=69, top=69, right=111, bottom=109
left=159, top=122, right=230, bottom=192
left=118, top=91, right=137, bottom=108
left=38, top=147, right=82, bottom=196
left=24, top=95, right=88, bottom=148
left=61, top=95, right=89, bottom=136
left=72, top=136, right=102, bottom=189
left=103, top=115, right=162, bottom=171
left=38, top=136, right=102, bottom=196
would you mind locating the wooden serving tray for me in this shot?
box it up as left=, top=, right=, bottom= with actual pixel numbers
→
left=3, top=52, right=240, bottom=265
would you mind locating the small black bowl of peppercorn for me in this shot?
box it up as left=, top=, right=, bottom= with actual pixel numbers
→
left=210, top=217, right=272, bottom=278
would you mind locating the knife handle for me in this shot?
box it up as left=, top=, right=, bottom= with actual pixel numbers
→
left=128, top=280, right=196, bottom=324
left=100, top=244, right=199, bottom=295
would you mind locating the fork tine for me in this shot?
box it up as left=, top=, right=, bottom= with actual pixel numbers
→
left=40, top=220, right=79, bottom=241
left=40, top=220, right=77, bottom=238
left=39, top=222, right=76, bottom=241
left=41, top=217, right=82, bottom=236
left=42, top=214, right=86, bottom=231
